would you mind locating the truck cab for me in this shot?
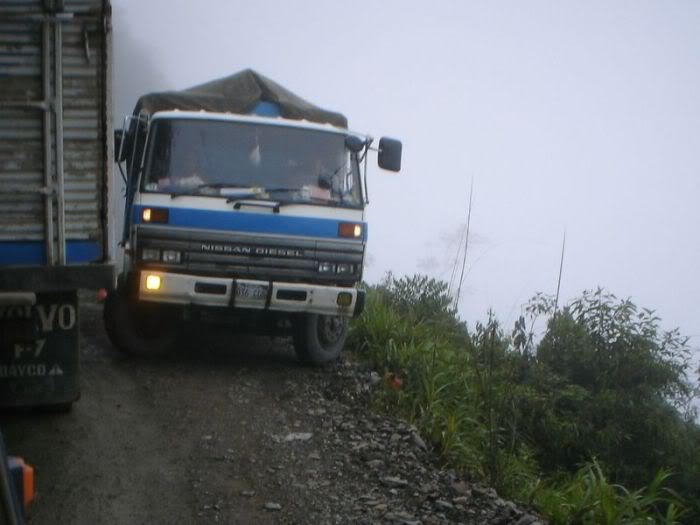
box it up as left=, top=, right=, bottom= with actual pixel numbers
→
left=106, top=70, right=401, bottom=365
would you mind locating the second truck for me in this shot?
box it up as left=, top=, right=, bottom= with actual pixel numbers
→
left=106, top=69, right=401, bottom=365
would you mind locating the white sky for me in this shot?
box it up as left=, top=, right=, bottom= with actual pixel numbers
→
left=112, top=1, right=700, bottom=350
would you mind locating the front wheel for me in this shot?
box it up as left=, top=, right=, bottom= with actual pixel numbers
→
left=293, top=313, right=348, bottom=366
left=103, top=287, right=180, bottom=356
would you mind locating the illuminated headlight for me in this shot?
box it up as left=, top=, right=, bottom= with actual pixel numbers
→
left=142, top=248, right=160, bottom=261
left=162, top=250, right=181, bottom=264
left=336, top=263, right=353, bottom=274
left=145, top=274, right=162, bottom=291
left=318, top=262, right=336, bottom=273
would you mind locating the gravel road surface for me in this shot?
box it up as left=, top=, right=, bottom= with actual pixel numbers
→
left=0, top=301, right=541, bottom=525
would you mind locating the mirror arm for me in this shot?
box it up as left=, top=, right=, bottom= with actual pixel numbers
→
left=117, top=160, right=127, bottom=184
left=362, top=137, right=375, bottom=204
left=363, top=144, right=370, bottom=204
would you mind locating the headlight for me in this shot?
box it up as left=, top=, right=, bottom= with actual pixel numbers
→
left=337, top=292, right=353, bottom=306
left=336, top=263, right=353, bottom=274
left=142, top=248, right=160, bottom=261
left=318, top=262, right=336, bottom=273
left=145, top=274, right=162, bottom=290
left=162, top=250, right=181, bottom=264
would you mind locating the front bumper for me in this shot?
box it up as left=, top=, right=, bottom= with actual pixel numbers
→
left=137, top=270, right=364, bottom=317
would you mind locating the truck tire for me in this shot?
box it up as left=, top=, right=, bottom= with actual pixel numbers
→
left=103, top=288, right=179, bottom=356
left=293, top=313, right=348, bottom=366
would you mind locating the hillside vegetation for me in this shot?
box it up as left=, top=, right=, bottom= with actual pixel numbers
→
left=349, top=275, right=700, bottom=524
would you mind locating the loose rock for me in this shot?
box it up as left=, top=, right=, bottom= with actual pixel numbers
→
left=381, top=476, right=409, bottom=488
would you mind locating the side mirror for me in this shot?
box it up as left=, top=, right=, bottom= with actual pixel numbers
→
left=378, top=137, right=402, bottom=172
left=114, top=129, right=127, bottom=163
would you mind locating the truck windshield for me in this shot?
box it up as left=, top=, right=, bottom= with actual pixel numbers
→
left=141, top=118, right=363, bottom=208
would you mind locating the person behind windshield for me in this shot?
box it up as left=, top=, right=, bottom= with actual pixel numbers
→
left=157, top=153, right=206, bottom=192
left=276, top=151, right=332, bottom=202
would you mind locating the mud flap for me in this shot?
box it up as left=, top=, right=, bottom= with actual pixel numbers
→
left=0, top=291, right=79, bottom=408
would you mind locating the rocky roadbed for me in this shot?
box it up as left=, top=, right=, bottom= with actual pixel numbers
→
left=230, top=359, right=544, bottom=525
left=1, top=303, right=543, bottom=524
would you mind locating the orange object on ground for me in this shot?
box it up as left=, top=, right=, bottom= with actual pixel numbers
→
left=8, top=456, right=34, bottom=509
left=384, top=372, right=403, bottom=391
left=21, top=461, right=34, bottom=508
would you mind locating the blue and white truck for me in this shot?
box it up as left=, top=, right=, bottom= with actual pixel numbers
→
left=106, top=69, right=401, bottom=365
left=0, top=0, right=114, bottom=408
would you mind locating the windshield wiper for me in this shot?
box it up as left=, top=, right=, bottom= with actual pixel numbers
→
left=262, top=187, right=350, bottom=207
left=228, top=199, right=283, bottom=214
left=262, top=187, right=297, bottom=193
left=169, top=183, right=259, bottom=199
left=196, top=183, right=250, bottom=190
left=223, top=188, right=298, bottom=201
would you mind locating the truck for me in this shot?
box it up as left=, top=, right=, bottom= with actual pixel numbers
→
left=106, top=69, right=401, bottom=365
left=0, top=0, right=114, bottom=408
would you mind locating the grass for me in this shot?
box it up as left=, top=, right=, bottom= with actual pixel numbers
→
left=348, top=278, right=692, bottom=524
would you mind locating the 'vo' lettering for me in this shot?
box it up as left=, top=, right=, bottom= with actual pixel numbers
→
left=37, top=304, right=76, bottom=332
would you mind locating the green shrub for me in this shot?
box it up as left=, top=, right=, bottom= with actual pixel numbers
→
left=516, top=289, right=699, bottom=506
left=350, top=275, right=700, bottom=523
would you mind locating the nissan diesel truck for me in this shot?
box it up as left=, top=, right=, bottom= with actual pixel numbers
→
left=105, top=69, right=401, bottom=365
left=0, top=0, right=114, bottom=408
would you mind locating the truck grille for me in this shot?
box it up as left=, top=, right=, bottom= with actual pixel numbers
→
left=134, top=225, right=363, bottom=285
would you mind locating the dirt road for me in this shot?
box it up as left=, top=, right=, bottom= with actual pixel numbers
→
left=0, top=302, right=540, bottom=525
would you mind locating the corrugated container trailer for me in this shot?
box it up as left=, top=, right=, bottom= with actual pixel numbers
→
left=0, top=0, right=114, bottom=408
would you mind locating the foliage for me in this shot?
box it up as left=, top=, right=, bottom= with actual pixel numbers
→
left=373, top=273, right=465, bottom=337
left=350, top=275, right=700, bottom=523
left=514, top=289, right=699, bottom=498
left=533, top=460, right=687, bottom=525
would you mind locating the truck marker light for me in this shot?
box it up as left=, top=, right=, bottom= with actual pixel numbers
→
left=162, top=250, right=181, bottom=263
left=338, top=223, right=363, bottom=238
left=318, top=262, right=335, bottom=273
left=145, top=274, right=162, bottom=291
left=142, top=248, right=160, bottom=261
left=337, top=292, right=353, bottom=307
left=142, top=207, right=169, bottom=223
left=336, top=263, right=353, bottom=274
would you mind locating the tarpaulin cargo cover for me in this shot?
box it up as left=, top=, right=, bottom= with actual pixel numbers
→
left=133, top=69, right=348, bottom=128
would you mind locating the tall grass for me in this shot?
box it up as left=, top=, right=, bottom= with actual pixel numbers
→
left=350, top=285, right=539, bottom=499
left=348, top=275, right=696, bottom=524
left=533, top=461, right=686, bottom=525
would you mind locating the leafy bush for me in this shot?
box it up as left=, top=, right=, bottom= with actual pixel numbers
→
left=375, top=273, right=454, bottom=320
left=514, top=289, right=699, bottom=505
left=350, top=275, right=699, bottom=523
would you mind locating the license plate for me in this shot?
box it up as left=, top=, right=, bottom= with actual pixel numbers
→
left=235, top=282, right=268, bottom=301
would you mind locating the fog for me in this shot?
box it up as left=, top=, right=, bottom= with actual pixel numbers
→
left=112, top=1, right=700, bottom=360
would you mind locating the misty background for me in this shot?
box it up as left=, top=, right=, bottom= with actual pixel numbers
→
left=111, top=1, right=700, bottom=371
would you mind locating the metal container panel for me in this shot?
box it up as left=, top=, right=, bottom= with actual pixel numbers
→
left=0, top=0, right=111, bottom=268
